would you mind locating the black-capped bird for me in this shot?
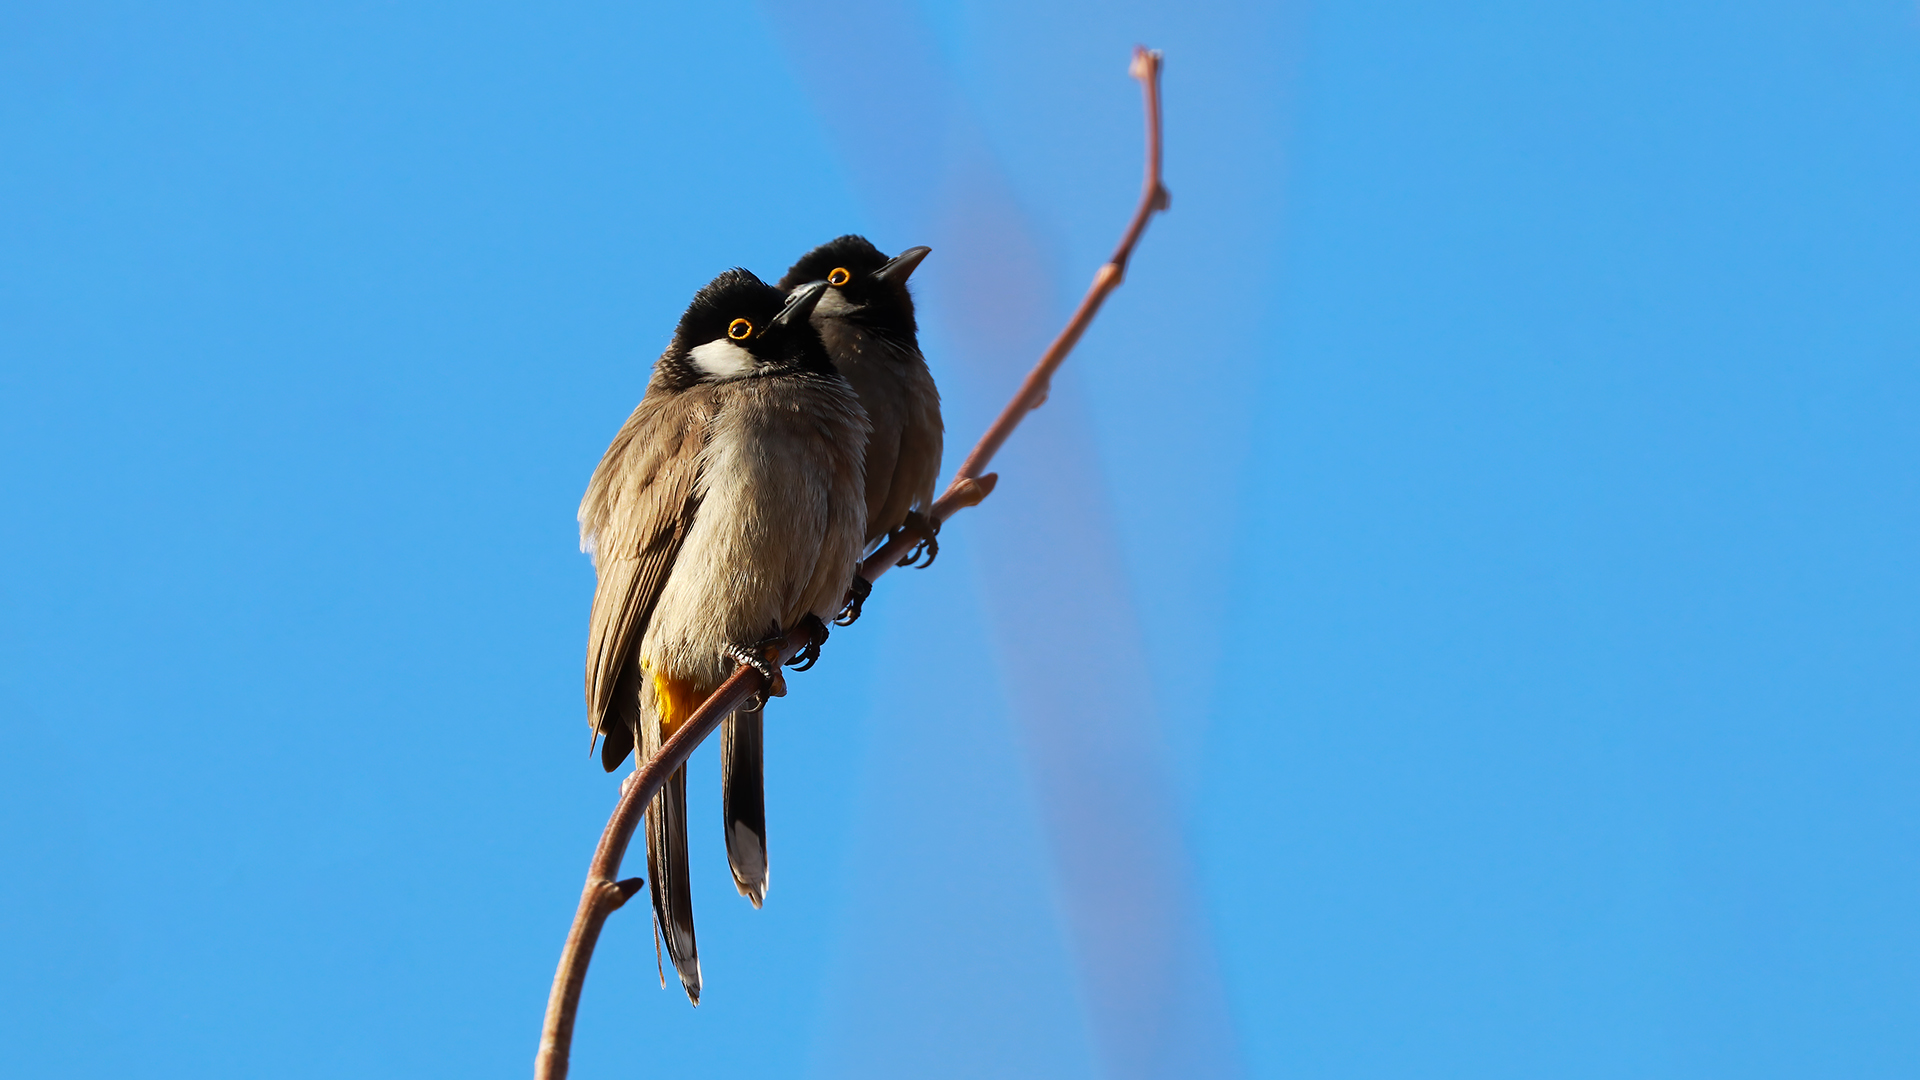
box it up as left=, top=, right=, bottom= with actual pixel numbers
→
left=714, top=238, right=941, bottom=912
left=777, top=236, right=943, bottom=560
left=579, top=270, right=869, bottom=1004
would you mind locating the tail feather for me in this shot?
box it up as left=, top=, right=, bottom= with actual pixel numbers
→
left=598, top=665, right=641, bottom=772
left=645, top=764, right=701, bottom=1004
left=721, top=705, right=769, bottom=908
left=599, top=718, right=633, bottom=773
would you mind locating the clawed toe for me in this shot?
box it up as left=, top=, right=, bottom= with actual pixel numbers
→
left=908, top=532, right=938, bottom=568
left=725, top=641, right=787, bottom=703
left=834, top=576, right=872, bottom=627
left=896, top=511, right=940, bottom=569
left=787, top=615, right=829, bottom=672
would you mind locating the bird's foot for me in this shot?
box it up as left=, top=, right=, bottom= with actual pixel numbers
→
left=786, top=615, right=829, bottom=672
left=896, top=511, right=940, bottom=568
left=726, top=640, right=788, bottom=708
left=834, top=576, right=872, bottom=627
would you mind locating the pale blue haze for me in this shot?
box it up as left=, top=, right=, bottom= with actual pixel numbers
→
left=1, top=2, right=1915, bottom=1078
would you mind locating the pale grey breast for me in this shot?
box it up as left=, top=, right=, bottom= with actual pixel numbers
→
left=640, top=375, right=870, bottom=685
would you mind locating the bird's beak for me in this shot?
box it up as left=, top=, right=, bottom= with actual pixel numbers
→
left=871, top=245, right=931, bottom=286
left=770, top=279, right=830, bottom=331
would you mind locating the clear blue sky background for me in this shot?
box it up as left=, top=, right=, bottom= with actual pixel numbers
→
left=2, top=2, right=1916, bottom=1077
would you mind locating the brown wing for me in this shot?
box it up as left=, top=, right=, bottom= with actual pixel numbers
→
left=579, top=388, right=712, bottom=744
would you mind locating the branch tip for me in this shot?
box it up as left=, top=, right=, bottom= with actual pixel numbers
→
left=1129, top=46, right=1162, bottom=81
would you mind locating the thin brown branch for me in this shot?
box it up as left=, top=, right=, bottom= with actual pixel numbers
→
left=534, top=627, right=806, bottom=1077
left=535, top=45, right=1168, bottom=1080
left=945, top=47, right=1167, bottom=488
left=861, top=46, right=1168, bottom=581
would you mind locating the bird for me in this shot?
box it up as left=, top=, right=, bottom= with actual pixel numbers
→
left=578, top=269, right=869, bottom=1004
left=777, top=237, right=943, bottom=573
left=726, top=238, right=938, bottom=906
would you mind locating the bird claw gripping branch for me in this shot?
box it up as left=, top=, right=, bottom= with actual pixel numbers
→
left=726, top=641, right=788, bottom=709
left=896, top=511, right=940, bottom=569
left=785, top=615, right=830, bottom=672
left=833, top=576, right=872, bottom=626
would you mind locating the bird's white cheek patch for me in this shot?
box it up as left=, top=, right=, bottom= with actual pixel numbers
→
left=689, top=339, right=757, bottom=380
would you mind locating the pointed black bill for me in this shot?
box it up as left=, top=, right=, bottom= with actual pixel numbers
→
left=770, top=279, right=829, bottom=330
left=872, top=245, right=931, bottom=286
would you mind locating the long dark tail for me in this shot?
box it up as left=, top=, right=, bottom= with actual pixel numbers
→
left=646, top=764, right=701, bottom=1004
left=721, top=704, right=769, bottom=908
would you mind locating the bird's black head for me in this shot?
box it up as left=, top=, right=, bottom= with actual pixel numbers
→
left=776, top=235, right=930, bottom=341
left=655, top=268, right=835, bottom=390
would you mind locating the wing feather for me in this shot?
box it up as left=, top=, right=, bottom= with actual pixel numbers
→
left=580, top=388, right=712, bottom=739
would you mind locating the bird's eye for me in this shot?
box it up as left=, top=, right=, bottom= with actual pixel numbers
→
left=727, top=318, right=753, bottom=340
left=827, top=267, right=851, bottom=287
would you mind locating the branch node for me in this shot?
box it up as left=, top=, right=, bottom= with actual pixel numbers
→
left=948, top=474, right=998, bottom=513
left=612, top=877, right=645, bottom=906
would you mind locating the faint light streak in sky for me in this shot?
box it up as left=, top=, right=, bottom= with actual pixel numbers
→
left=760, top=3, right=1243, bottom=1076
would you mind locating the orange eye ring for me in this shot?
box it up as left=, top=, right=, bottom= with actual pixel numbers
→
left=727, top=318, right=753, bottom=340
left=827, top=267, right=852, bottom=287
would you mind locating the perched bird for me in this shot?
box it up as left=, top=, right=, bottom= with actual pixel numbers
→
left=579, top=270, right=869, bottom=1004
left=777, top=237, right=943, bottom=563
left=720, top=238, right=937, bottom=908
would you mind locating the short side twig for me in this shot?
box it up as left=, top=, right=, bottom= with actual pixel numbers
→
left=535, top=46, right=1168, bottom=1080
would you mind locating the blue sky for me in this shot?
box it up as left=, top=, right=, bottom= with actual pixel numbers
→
left=2, top=2, right=1916, bottom=1077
